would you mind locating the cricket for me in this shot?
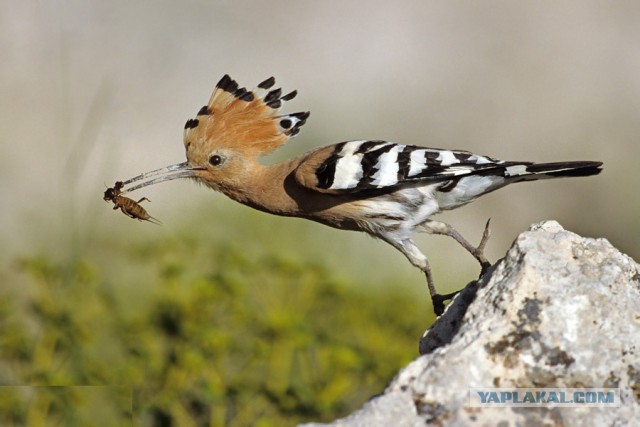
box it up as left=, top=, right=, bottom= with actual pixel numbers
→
left=103, top=181, right=161, bottom=225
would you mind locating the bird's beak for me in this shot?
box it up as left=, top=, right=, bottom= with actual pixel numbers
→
left=118, top=161, right=203, bottom=194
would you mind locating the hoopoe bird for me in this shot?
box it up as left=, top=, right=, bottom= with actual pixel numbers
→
left=117, top=74, right=603, bottom=315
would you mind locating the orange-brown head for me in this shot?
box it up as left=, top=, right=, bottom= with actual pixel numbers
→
left=183, top=74, right=309, bottom=191
left=118, top=75, right=309, bottom=195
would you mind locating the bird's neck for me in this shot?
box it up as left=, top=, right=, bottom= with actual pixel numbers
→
left=217, top=158, right=303, bottom=217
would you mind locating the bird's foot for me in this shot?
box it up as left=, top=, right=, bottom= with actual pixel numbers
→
left=432, top=290, right=461, bottom=316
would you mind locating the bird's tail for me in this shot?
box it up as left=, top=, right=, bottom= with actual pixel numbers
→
left=498, top=161, right=603, bottom=182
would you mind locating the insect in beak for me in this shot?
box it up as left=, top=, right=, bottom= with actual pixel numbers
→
left=103, top=180, right=163, bottom=224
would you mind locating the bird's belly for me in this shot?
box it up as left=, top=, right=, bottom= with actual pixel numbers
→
left=346, top=185, right=441, bottom=238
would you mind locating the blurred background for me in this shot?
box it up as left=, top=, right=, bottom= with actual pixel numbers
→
left=1, top=1, right=639, bottom=426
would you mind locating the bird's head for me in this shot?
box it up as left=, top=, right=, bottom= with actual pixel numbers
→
left=116, top=74, right=309, bottom=195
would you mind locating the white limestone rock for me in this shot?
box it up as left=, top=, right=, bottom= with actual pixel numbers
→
left=301, top=221, right=640, bottom=426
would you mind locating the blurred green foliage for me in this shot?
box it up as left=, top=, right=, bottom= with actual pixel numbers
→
left=0, top=228, right=430, bottom=426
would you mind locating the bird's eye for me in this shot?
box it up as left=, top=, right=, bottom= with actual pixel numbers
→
left=209, top=154, right=224, bottom=167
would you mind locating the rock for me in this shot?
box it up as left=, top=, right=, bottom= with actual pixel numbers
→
left=301, top=221, right=640, bottom=426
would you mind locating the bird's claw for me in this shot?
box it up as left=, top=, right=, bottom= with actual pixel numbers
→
left=432, top=290, right=461, bottom=316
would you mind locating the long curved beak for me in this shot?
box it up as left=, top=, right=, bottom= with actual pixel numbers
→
left=119, top=161, right=203, bottom=194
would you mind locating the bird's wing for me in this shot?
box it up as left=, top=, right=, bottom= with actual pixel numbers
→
left=294, top=140, right=515, bottom=194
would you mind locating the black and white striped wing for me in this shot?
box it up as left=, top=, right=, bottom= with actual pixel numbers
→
left=295, top=140, right=513, bottom=194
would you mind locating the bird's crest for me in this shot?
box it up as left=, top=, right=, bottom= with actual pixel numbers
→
left=183, top=74, right=310, bottom=158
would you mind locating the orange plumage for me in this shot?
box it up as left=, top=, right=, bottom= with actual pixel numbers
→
left=184, top=75, right=307, bottom=160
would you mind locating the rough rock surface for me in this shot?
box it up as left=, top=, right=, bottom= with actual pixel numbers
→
left=301, top=221, right=640, bottom=426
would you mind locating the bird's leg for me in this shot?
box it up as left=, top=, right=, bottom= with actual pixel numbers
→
left=420, top=252, right=455, bottom=316
left=424, top=263, right=459, bottom=316
left=422, top=219, right=492, bottom=275
left=422, top=257, right=438, bottom=305
left=389, top=237, right=455, bottom=316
